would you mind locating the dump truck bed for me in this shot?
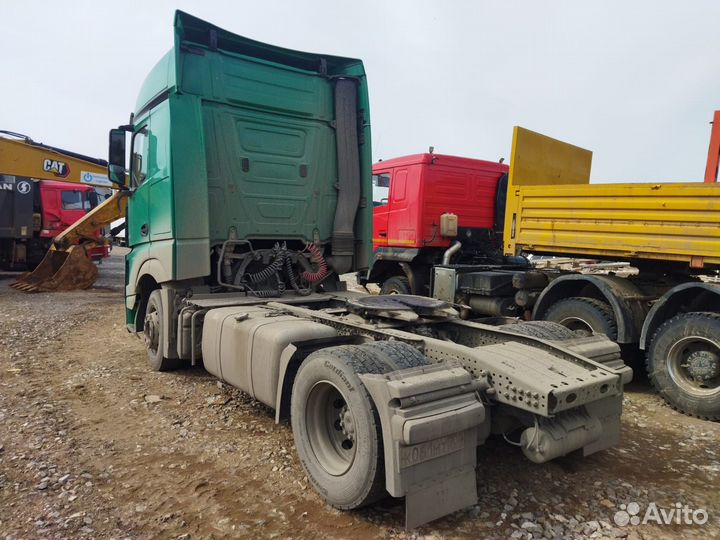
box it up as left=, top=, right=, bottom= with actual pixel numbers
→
left=504, top=128, right=720, bottom=268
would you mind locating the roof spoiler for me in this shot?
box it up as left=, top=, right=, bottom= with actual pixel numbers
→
left=173, top=10, right=362, bottom=75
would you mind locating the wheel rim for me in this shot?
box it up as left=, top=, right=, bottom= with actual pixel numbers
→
left=556, top=316, right=594, bottom=336
left=667, top=336, right=720, bottom=397
left=144, top=302, right=160, bottom=356
left=305, top=381, right=357, bottom=476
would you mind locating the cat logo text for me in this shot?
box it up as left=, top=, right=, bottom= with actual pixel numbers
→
left=42, top=159, right=70, bottom=178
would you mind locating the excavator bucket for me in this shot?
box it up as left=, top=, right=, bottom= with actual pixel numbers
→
left=10, top=245, right=98, bottom=292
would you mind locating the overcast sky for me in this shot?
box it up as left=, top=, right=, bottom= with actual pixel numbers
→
left=3, top=0, right=719, bottom=182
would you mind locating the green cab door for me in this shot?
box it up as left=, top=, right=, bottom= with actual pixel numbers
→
left=127, top=121, right=150, bottom=247
left=128, top=103, right=173, bottom=247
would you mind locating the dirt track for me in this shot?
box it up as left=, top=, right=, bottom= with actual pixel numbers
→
left=1, top=251, right=719, bottom=540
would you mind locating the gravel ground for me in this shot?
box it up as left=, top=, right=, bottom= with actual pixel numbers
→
left=1, top=250, right=719, bottom=540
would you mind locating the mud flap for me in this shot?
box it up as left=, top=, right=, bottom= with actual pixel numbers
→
left=360, top=363, right=486, bottom=529
left=10, top=245, right=98, bottom=292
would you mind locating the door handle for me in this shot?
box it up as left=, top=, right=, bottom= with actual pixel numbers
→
left=378, top=231, right=387, bottom=237
left=140, top=223, right=149, bottom=236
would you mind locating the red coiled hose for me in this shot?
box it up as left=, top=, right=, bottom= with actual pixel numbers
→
left=302, top=243, right=329, bottom=283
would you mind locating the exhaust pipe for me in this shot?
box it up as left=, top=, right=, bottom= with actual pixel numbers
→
left=327, top=78, right=360, bottom=274
left=442, top=240, right=462, bottom=265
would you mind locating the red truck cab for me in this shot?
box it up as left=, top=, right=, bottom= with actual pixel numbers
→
left=39, top=181, right=109, bottom=261
left=372, top=153, right=508, bottom=249
left=41, top=181, right=110, bottom=261
left=366, top=153, right=510, bottom=294
left=39, top=181, right=93, bottom=237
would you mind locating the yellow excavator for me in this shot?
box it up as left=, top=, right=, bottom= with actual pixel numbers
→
left=0, top=131, right=126, bottom=292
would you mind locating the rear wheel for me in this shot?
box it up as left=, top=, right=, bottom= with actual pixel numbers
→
left=291, top=343, right=428, bottom=509
left=144, top=290, right=183, bottom=371
left=380, top=275, right=411, bottom=295
left=291, top=346, right=387, bottom=509
left=646, top=312, right=720, bottom=420
left=543, top=296, right=618, bottom=340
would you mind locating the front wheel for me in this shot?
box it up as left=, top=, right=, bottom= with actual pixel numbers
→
left=144, top=290, right=184, bottom=371
left=647, top=312, right=720, bottom=420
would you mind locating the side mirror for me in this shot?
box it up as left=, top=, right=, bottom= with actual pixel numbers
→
left=108, top=129, right=127, bottom=187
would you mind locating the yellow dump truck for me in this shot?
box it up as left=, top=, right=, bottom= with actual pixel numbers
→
left=504, top=127, right=720, bottom=267
left=504, top=126, right=720, bottom=420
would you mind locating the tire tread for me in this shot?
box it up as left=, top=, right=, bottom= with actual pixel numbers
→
left=505, top=320, right=578, bottom=341
left=363, top=340, right=430, bottom=370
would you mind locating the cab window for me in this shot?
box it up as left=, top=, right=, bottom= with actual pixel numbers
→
left=132, top=129, right=148, bottom=186
left=61, top=190, right=90, bottom=211
left=372, top=172, right=391, bottom=206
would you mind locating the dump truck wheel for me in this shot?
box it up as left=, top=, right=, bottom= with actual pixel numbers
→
left=543, top=296, right=618, bottom=340
left=144, top=290, right=183, bottom=372
left=646, top=312, right=720, bottom=420
left=380, top=276, right=411, bottom=295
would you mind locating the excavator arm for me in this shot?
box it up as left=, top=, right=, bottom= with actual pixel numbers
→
left=10, top=191, right=127, bottom=292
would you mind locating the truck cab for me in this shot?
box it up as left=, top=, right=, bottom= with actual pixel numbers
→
left=38, top=181, right=94, bottom=236
left=366, top=153, right=511, bottom=294
left=38, top=181, right=109, bottom=261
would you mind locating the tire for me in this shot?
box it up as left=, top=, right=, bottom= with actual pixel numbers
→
left=291, top=345, right=388, bottom=509
left=290, top=343, right=427, bottom=509
left=646, top=312, right=720, bottom=420
left=543, top=296, right=618, bottom=340
left=143, top=290, right=183, bottom=371
left=505, top=320, right=578, bottom=341
left=363, top=340, right=430, bottom=370
left=380, top=275, right=411, bottom=295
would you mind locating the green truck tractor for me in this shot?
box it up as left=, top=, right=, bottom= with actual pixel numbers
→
left=107, top=11, right=632, bottom=528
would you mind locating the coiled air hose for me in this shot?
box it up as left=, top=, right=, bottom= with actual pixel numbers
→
left=302, top=243, right=329, bottom=283
left=245, top=246, right=286, bottom=284
left=236, top=242, right=327, bottom=297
